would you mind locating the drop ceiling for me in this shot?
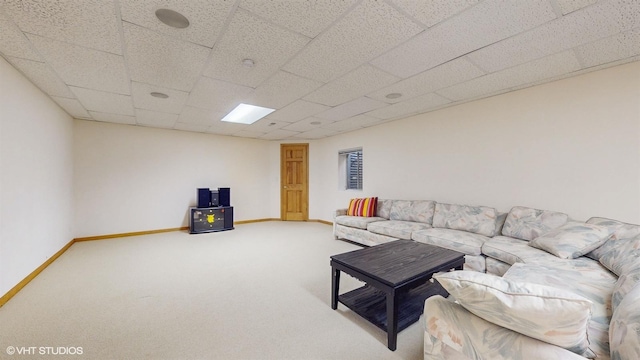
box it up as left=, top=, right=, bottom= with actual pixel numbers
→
left=1, top=0, right=638, bottom=140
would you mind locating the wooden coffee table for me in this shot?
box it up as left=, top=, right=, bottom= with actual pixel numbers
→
left=330, top=240, right=464, bottom=351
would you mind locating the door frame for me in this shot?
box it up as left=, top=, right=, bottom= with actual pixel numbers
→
left=280, top=143, right=309, bottom=221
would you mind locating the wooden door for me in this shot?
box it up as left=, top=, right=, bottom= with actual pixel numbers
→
left=280, top=144, right=308, bottom=221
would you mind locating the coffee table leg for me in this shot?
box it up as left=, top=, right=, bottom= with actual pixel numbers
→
left=331, top=267, right=340, bottom=310
left=386, top=291, right=398, bottom=351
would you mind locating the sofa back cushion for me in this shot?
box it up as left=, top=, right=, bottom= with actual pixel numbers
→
left=502, top=206, right=569, bottom=241
left=598, top=234, right=640, bottom=276
left=432, top=203, right=498, bottom=237
left=585, top=217, right=640, bottom=260
left=610, top=282, right=640, bottom=359
left=377, top=199, right=393, bottom=219
left=389, top=200, right=436, bottom=224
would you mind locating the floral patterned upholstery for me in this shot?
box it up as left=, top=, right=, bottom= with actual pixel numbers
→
left=610, top=282, right=640, bottom=359
left=485, top=257, right=510, bottom=276
left=334, top=214, right=386, bottom=229
left=432, top=203, right=499, bottom=237
left=501, top=206, right=569, bottom=241
left=529, top=221, right=616, bottom=259
left=585, top=217, right=640, bottom=260
left=366, top=220, right=431, bottom=240
left=389, top=200, right=436, bottom=223
left=412, top=228, right=490, bottom=255
left=333, top=224, right=397, bottom=246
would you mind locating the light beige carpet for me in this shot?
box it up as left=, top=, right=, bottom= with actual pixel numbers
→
left=0, top=221, right=425, bottom=360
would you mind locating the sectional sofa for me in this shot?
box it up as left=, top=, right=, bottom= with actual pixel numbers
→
left=333, top=199, right=640, bottom=360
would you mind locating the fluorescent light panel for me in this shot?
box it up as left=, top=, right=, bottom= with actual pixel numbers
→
left=221, top=103, right=275, bottom=124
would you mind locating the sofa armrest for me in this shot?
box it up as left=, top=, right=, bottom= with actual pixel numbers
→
left=424, top=296, right=586, bottom=360
left=334, top=208, right=347, bottom=219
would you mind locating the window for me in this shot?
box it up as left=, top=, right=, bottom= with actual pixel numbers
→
left=339, top=148, right=363, bottom=190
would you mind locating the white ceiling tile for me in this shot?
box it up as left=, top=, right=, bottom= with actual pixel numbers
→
left=259, top=129, right=299, bottom=140
left=27, top=34, right=129, bottom=95
left=2, top=0, right=122, bottom=54
left=467, top=1, right=630, bottom=73
left=173, top=122, right=210, bottom=133
left=283, top=0, right=423, bottom=83
left=293, top=127, right=338, bottom=139
left=123, top=23, right=210, bottom=91
left=0, top=11, right=41, bottom=60
left=70, top=87, right=134, bottom=116
left=371, top=0, right=557, bottom=78
left=248, top=71, right=323, bottom=109
left=7, top=57, right=74, bottom=98
left=266, top=100, right=330, bottom=123
left=186, top=77, right=253, bottom=114
left=366, top=93, right=452, bottom=120
left=119, top=0, right=235, bottom=48
left=303, top=65, right=400, bottom=106
left=178, top=106, right=224, bottom=126
left=322, top=114, right=385, bottom=131
left=207, top=121, right=247, bottom=136
left=231, top=130, right=267, bottom=139
left=437, top=51, right=582, bottom=101
left=315, top=97, right=387, bottom=121
left=239, top=0, right=357, bottom=38
left=89, top=111, right=136, bottom=125
left=135, top=109, right=178, bottom=128
left=282, top=117, right=332, bottom=132
left=555, top=0, right=598, bottom=15
left=368, top=58, right=485, bottom=103
left=51, top=96, right=90, bottom=119
left=244, top=118, right=288, bottom=132
left=575, top=28, right=640, bottom=68
left=389, top=0, right=478, bottom=27
left=202, top=9, right=310, bottom=88
left=593, top=0, right=640, bottom=32
left=131, top=82, right=188, bottom=114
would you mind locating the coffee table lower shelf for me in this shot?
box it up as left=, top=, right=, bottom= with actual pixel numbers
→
left=338, top=281, right=448, bottom=333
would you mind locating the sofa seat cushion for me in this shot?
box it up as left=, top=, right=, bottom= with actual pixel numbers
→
left=502, top=206, right=569, bottom=241
left=504, top=262, right=617, bottom=360
left=334, top=224, right=397, bottom=246
left=482, top=236, right=559, bottom=265
left=432, top=203, right=499, bottom=237
left=434, top=271, right=595, bottom=358
left=586, top=217, right=640, bottom=260
left=389, top=200, right=436, bottom=224
left=334, top=215, right=386, bottom=230
left=412, top=228, right=489, bottom=256
left=366, top=220, right=431, bottom=240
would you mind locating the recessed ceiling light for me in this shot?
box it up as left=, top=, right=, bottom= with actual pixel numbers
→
left=310, top=121, right=321, bottom=125
left=385, top=92, right=402, bottom=99
left=242, top=59, right=255, bottom=68
left=221, top=103, right=275, bottom=125
left=268, top=122, right=277, bottom=126
left=150, top=92, right=169, bottom=99
left=155, top=9, right=190, bottom=29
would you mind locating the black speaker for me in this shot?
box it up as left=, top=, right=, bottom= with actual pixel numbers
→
left=197, top=188, right=211, bottom=208
left=223, top=206, right=234, bottom=229
left=210, top=190, right=219, bottom=207
left=219, top=187, right=230, bottom=206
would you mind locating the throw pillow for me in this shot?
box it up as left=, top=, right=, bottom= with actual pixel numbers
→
left=528, top=222, right=616, bottom=259
left=598, top=234, right=640, bottom=276
left=610, top=282, right=640, bottom=359
left=346, top=197, right=377, bottom=217
left=434, top=270, right=594, bottom=357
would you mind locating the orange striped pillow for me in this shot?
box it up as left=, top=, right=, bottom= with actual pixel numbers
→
left=347, top=197, right=378, bottom=217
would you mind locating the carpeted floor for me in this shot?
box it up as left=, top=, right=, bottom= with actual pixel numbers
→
left=0, top=221, right=425, bottom=360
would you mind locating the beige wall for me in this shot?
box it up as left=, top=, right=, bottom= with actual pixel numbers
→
left=0, top=57, right=74, bottom=295
left=309, top=61, right=640, bottom=224
left=73, top=121, right=273, bottom=237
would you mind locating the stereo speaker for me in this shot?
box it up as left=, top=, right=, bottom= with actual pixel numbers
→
left=219, top=187, right=231, bottom=207
left=197, top=188, right=211, bottom=208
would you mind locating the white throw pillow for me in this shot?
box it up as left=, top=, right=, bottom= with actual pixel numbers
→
left=529, top=222, right=615, bottom=259
left=434, top=271, right=594, bottom=357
